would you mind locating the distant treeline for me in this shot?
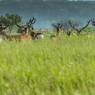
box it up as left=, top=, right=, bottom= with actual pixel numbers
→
left=0, top=1, right=95, bottom=28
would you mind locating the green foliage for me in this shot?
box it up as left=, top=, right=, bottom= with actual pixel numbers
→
left=0, top=13, right=22, bottom=26
left=0, top=13, right=22, bottom=33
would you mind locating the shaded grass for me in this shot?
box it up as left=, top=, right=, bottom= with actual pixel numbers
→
left=0, top=31, right=95, bottom=95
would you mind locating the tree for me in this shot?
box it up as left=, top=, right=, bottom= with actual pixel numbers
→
left=0, top=13, right=22, bottom=33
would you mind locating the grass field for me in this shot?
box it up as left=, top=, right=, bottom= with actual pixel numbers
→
left=0, top=27, right=95, bottom=95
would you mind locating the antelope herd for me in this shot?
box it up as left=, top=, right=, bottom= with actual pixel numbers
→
left=0, top=17, right=95, bottom=43
left=0, top=25, right=31, bottom=42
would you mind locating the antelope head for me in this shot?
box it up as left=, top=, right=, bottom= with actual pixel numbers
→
left=17, top=27, right=26, bottom=33
left=28, top=17, right=36, bottom=31
left=52, top=23, right=64, bottom=34
left=0, top=25, right=9, bottom=35
left=15, top=19, right=27, bottom=33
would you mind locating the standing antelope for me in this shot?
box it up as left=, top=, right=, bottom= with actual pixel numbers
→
left=0, top=25, right=31, bottom=42
left=16, top=17, right=44, bottom=40
left=50, top=23, right=64, bottom=40
left=15, top=20, right=27, bottom=33
left=29, top=17, right=44, bottom=40
left=69, top=20, right=90, bottom=36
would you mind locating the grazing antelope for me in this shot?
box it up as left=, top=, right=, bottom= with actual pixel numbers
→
left=50, top=23, right=64, bottom=40
left=0, top=25, right=31, bottom=42
left=29, top=17, right=44, bottom=40
left=69, top=20, right=90, bottom=36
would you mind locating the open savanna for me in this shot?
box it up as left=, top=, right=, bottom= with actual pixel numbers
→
left=0, top=27, right=95, bottom=95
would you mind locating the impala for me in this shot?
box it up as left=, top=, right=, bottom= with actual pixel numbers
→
left=50, top=23, right=64, bottom=40
left=17, top=17, right=44, bottom=40
left=69, top=20, right=90, bottom=36
left=0, top=25, right=31, bottom=42
left=29, top=17, right=44, bottom=40
left=15, top=19, right=27, bottom=33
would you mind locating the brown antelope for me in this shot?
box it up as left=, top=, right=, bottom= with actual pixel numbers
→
left=0, top=25, right=31, bottom=42
left=50, top=23, right=64, bottom=40
left=16, top=17, right=44, bottom=40
left=15, top=20, right=27, bottom=33
left=69, top=20, right=90, bottom=36
left=29, top=17, right=44, bottom=40
left=16, top=17, right=36, bottom=40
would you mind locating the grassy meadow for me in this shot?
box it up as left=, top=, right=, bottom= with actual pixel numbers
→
left=0, top=27, right=95, bottom=95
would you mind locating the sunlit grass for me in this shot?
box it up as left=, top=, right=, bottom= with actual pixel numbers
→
left=0, top=29, right=95, bottom=95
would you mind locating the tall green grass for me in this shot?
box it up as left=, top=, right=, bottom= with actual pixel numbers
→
left=0, top=30, right=95, bottom=95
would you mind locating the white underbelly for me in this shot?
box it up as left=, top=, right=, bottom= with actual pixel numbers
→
left=37, top=35, right=44, bottom=39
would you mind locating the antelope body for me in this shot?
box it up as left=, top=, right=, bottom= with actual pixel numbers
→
left=16, top=17, right=44, bottom=40
left=50, top=23, right=64, bottom=40
left=0, top=25, right=31, bottom=42
left=28, top=17, right=44, bottom=40
left=50, top=32, right=60, bottom=40
left=29, top=28, right=44, bottom=40
left=36, top=33, right=44, bottom=39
